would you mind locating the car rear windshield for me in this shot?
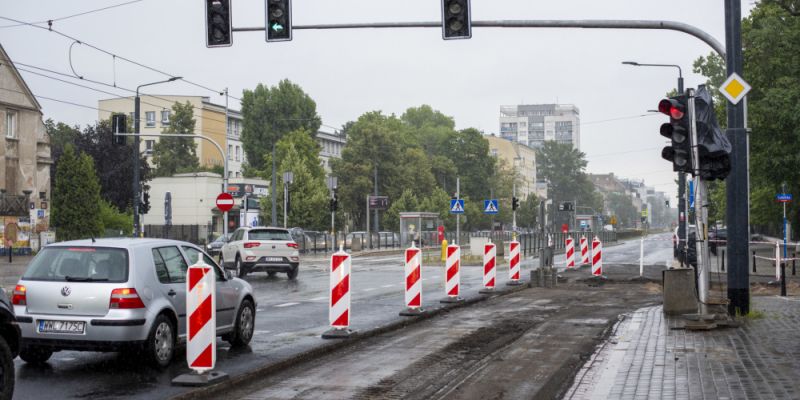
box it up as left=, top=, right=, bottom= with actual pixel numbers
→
left=249, top=229, right=292, bottom=241
left=22, top=247, right=129, bottom=283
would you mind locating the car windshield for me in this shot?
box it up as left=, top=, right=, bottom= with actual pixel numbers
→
left=23, top=247, right=129, bottom=283
left=249, top=229, right=292, bottom=241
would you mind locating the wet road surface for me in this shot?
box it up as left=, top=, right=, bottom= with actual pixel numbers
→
left=12, top=235, right=665, bottom=399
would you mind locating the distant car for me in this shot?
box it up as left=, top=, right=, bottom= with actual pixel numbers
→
left=221, top=227, right=300, bottom=279
left=0, top=287, right=20, bottom=398
left=206, top=233, right=232, bottom=256
left=13, top=238, right=256, bottom=367
left=709, top=227, right=727, bottom=255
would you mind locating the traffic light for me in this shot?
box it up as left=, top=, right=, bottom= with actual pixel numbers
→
left=141, top=192, right=150, bottom=214
left=205, top=0, right=232, bottom=47
left=512, top=196, right=520, bottom=211
left=693, top=85, right=732, bottom=181
left=659, top=95, right=693, bottom=174
left=266, top=0, right=292, bottom=42
left=329, top=195, right=338, bottom=212
left=111, top=114, right=127, bottom=145
left=441, top=0, right=471, bottom=40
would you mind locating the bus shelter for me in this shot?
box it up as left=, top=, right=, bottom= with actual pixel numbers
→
left=399, top=212, right=441, bottom=248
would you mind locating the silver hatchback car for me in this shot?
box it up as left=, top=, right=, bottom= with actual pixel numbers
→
left=12, top=238, right=256, bottom=367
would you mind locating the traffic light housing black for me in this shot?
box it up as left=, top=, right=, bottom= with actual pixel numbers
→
left=512, top=196, right=520, bottom=211
left=111, top=114, right=127, bottom=145
left=329, top=195, right=338, bottom=212
left=205, top=0, right=232, bottom=47
left=694, top=85, right=732, bottom=181
left=141, top=192, right=150, bottom=214
left=441, top=0, right=471, bottom=40
left=266, top=0, right=292, bottom=42
left=659, top=95, right=693, bottom=174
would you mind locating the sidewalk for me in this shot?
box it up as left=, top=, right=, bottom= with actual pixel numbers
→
left=566, top=296, right=800, bottom=399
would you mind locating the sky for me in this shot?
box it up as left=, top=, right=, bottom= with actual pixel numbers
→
left=0, top=0, right=756, bottom=203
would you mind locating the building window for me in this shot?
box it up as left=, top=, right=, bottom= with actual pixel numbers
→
left=145, top=111, right=156, bottom=127
left=228, top=145, right=233, bottom=159
left=235, top=146, right=240, bottom=161
left=161, top=110, right=170, bottom=126
left=145, top=140, right=155, bottom=155
left=5, top=110, right=17, bottom=139
left=234, top=120, right=240, bottom=136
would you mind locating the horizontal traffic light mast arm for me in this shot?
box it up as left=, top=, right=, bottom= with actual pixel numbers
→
left=233, top=19, right=725, bottom=57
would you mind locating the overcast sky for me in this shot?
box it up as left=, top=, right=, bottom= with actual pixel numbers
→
left=0, top=1, right=756, bottom=202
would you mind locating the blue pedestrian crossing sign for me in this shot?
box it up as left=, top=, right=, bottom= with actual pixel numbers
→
left=450, top=199, right=465, bottom=214
left=483, top=199, right=499, bottom=214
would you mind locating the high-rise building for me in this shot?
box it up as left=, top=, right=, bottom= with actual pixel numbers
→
left=499, top=104, right=580, bottom=150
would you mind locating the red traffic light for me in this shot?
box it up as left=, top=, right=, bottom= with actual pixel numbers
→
left=658, top=99, right=685, bottom=119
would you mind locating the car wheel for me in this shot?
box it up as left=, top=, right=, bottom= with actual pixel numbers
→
left=267, top=272, right=277, bottom=278
left=19, top=346, right=52, bottom=365
left=0, top=336, right=15, bottom=399
left=235, top=255, right=247, bottom=278
left=228, top=299, right=255, bottom=347
left=287, top=265, right=299, bottom=280
left=146, top=314, right=175, bottom=368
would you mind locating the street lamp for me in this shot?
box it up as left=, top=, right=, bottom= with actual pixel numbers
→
left=622, top=60, right=687, bottom=265
left=133, top=76, right=182, bottom=237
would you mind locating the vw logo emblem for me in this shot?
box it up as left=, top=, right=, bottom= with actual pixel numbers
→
left=61, top=286, right=71, bottom=297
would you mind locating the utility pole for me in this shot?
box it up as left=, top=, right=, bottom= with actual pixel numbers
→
left=688, top=89, right=710, bottom=309
left=373, top=165, right=379, bottom=235
left=223, top=88, right=229, bottom=238
left=271, top=143, right=277, bottom=226
left=456, top=177, right=460, bottom=246
left=724, top=0, right=750, bottom=316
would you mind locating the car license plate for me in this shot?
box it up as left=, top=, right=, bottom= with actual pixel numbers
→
left=264, top=257, right=283, bottom=262
left=38, top=320, right=86, bottom=334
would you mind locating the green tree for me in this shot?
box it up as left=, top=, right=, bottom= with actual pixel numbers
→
left=46, top=118, right=152, bottom=212
left=152, top=101, right=200, bottom=177
left=384, top=189, right=420, bottom=232
left=536, top=141, right=602, bottom=226
left=99, top=199, right=133, bottom=235
left=51, top=145, right=104, bottom=241
left=694, top=2, right=800, bottom=234
left=515, top=195, right=539, bottom=230
left=241, top=79, right=321, bottom=171
left=449, top=128, right=496, bottom=201
left=259, top=129, right=328, bottom=230
left=606, top=192, right=638, bottom=229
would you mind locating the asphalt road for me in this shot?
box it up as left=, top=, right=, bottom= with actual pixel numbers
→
left=11, top=234, right=670, bottom=400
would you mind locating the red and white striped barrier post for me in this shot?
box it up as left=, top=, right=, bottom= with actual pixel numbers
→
left=565, top=236, right=575, bottom=269
left=591, top=237, right=603, bottom=276
left=580, top=236, right=589, bottom=265
left=172, top=261, right=229, bottom=386
left=322, top=247, right=355, bottom=339
left=441, top=244, right=464, bottom=303
left=187, top=262, right=215, bottom=372
left=400, top=243, right=425, bottom=316
left=480, top=242, right=496, bottom=294
left=507, top=240, right=522, bottom=286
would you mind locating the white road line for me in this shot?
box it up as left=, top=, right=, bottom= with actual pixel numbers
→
left=363, top=288, right=376, bottom=292
left=309, top=296, right=327, bottom=302
left=381, top=284, right=395, bottom=288
left=274, top=302, right=300, bottom=308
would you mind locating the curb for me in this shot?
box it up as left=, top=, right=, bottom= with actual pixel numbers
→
left=171, top=281, right=531, bottom=400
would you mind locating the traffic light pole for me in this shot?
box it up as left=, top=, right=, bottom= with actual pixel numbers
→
left=724, top=0, right=750, bottom=316
left=456, top=177, right=460, bottom=246
left=688, top=90, right=710, bottom=310
left=677, top=77, right=688, bottom=268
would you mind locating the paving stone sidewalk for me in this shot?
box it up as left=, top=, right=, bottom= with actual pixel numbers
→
left=565, top=296, right=800, bottom=400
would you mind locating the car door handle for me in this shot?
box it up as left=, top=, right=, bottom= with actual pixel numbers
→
left=167, top=289, right=177, bottom=297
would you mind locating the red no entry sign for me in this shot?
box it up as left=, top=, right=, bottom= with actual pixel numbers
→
left=216, top=193, right=234, bottom=212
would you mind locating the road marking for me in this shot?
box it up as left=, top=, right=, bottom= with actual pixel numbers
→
left=309, top=296, right=327, bottom=302
left=381, top=284, right=395, bottom=288
left=274, top=302, right=300, bottom=308
left=363, top=288, right=376, bottom=292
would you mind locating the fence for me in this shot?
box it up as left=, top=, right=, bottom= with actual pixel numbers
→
left=144, top=224, right=212, bottom=246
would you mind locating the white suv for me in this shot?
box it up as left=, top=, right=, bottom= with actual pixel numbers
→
left=221, top=227, right=300, bottom=279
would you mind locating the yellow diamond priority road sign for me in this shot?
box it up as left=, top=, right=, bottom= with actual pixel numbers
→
left=720, top=72, right=751, bottom=105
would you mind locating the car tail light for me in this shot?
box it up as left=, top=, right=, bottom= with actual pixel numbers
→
left=12, top=285, right=26, bottom=305
left=244, top=242, right=261, bottom=248
left=287, top=242, right=298, bottom=249
left=110, top=288, right=145, bottom=309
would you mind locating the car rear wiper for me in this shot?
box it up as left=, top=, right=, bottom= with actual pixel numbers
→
left=65, top=276, right=109, bottom=282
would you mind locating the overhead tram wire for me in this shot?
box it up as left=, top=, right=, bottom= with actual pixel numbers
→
left=12, top=63, right=233, bottom=127
left=0, top=15, right=239, bottom=101
left=0, top=0, right=145, bottom=28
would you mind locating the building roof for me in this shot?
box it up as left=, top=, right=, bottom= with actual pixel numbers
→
left=0, top=43, right=42, bottom=112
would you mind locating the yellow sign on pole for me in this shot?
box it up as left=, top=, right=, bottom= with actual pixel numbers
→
left=610, top=215, right=617, bottom=225
left=720, top=72, right=751, bottom=105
